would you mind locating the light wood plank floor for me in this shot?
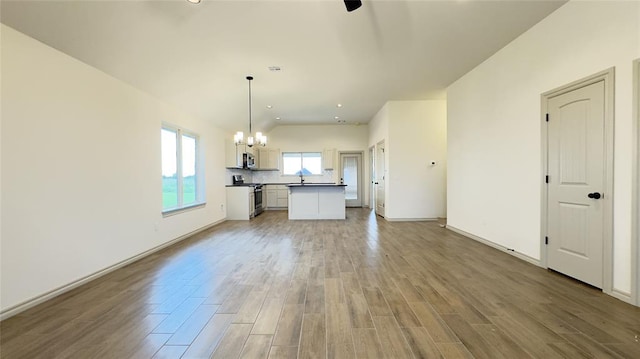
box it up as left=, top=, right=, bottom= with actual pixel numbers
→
left=2, top=208, right=639, bottom=358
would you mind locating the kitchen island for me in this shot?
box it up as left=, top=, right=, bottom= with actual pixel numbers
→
left=287, top=183, right=347, bottom=220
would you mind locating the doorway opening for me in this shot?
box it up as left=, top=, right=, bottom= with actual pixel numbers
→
left=340, top=152, right=363, bottom=207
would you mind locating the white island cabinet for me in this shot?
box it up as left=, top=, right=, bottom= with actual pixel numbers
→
left=287, top=184, right=346, bottom=220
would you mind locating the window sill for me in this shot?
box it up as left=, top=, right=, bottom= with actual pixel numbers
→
left=162, top=202, right=206, bottom=217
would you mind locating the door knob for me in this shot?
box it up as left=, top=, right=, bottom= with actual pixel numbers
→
left=587, top=192, right=602, bottom=199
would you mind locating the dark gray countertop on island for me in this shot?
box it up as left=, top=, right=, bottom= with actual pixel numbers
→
left=286, top=183, right=347, bottom=187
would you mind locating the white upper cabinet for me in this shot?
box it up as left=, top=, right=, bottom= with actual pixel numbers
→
left=268, top=148, right=280, bottom=170
left=257, top=147, right=280, bottom=170
left=323, top=148, right=335, bottom=170
left=258, top=148, right=269, bottom=168
left=225, top=139, right=241, bottom=168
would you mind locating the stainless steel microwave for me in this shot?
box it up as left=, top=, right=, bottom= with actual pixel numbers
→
left=243, top=153, right=256, bottom=169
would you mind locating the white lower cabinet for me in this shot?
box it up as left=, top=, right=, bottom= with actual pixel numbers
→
left=288, top=187, right=319, bottom=218
left=276, top=187, right=288, bottom=208
left=288, top=185, right=346, bottom=220
left=264, top=185, right=288, bottom=209
left=226, top=186, right=253, bottom=220
left=266, top=188, right=278, bottom=208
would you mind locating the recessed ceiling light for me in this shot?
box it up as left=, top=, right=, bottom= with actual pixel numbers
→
left=267, top=105, right=273, bottom=109
left=334, top=116, right=339, bottom=120
left=187, top=0, right=201, bottom=4
left=275, top=117, right=281, bottom=120
left=336, top=104, right=343, bottom=108
left=268, top=66, right=281, bottom=72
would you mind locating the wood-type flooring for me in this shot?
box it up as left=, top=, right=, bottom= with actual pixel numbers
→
left=1, top=208, right=639, bottom=358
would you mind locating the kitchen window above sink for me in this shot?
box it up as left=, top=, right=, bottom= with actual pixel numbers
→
left=282, top=152, right=322, bottom=176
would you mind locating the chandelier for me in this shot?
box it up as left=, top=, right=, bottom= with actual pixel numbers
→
left=234, top=76, right=266, bottom=147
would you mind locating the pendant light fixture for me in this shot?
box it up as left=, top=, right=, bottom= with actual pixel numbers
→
left=234, top=76, right=266, bottom=147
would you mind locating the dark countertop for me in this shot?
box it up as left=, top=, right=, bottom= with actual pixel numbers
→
left=286, top=183, right=347, bottom=187
left=225, top=183, right=262, bottom=187
left=263, top=182, right=338, bottom=186
left=227, top=183, right=346, bottom=187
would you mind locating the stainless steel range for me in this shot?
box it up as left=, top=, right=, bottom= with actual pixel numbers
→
left=253, top=184, right=264, bottom=216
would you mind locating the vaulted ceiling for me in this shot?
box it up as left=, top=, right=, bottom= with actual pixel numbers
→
left=1, top=0, right=566, bottom=133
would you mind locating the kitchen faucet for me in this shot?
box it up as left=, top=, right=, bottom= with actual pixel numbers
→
left=299, top=173, right=305, bottom=184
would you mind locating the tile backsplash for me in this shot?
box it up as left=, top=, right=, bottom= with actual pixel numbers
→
left=225, top=168, right=252, bottom=185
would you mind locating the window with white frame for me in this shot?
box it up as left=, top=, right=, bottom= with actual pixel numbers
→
left=161, top=125, right=203, bottom=212
left=282, top=152, right=322, bottom=175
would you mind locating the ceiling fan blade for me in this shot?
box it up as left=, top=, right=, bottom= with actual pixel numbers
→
left=344, top=0, right=362, bottom=12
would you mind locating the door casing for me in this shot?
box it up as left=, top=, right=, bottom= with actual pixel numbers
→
left=540, top=68, right=615, bottom=297
left=375, top=140, right=386, bottom=217
left=633, top=59, right=640, bottom=306
left=369, top=146, right=375, bottom=209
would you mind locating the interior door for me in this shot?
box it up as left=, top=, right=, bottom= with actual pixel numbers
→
left=547, top=80, right=605, bottom=288
left=375, top=141, right=386, bottom=217
left=340, top=152, right=362, bottom=207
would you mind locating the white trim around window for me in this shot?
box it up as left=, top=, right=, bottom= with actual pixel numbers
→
left=161, top=124, right=205, bottom=215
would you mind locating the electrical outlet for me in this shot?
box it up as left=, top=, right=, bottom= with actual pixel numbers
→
left=220, top=204, right=224, bottom=212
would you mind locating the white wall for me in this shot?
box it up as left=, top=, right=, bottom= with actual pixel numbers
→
left=368, top=104, right=390, bottom=215
left=447, top=1, right=640, bottom=296
left=267, top=124, right=369, bottom=155
left=369, top=100, right=448, bottom=220
left=388, top=101, right=447, bottom=220
left=1, top=25, right=228, bottom=314
left=369, top=104, right=390, bottom=151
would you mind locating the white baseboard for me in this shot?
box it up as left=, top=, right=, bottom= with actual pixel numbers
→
left=446, top=225, right=637, bottom=307
left=386, top=218, right=438, bottom=222
left=446, top=225, right=542, bottom=267
left=0, top=218, right=226, bottom=321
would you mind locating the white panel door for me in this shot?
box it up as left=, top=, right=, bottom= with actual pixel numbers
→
left=547, top=80, right=605, bottom=288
